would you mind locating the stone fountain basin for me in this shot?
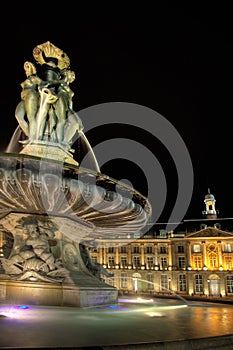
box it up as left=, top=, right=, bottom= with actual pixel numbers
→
left=0, top=153, right=152, bottom=241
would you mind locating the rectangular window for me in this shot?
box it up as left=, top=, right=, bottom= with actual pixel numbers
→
left=195, top=274, right=203, bottom=293
left=178, top=245, right=184, bottom=253
left=161, top=274, right=168, bottom=291
left=120, top=256, right=127, bottom=268
left=194, top=256, right=202, bottom=269
left=209, top=253, right=217, bottom=269
left=226, top=275, right=233, bottom=293
left=146, top=257, right=154, bottom=269
left=225, top=257, right=232, bottom=270
left=178, top=257, right=186, bottom=269
left=159, top=230, right=167, bottom=238
left=179, top=274, right=186, bottom=292
left=193, top=244, right=201, bottom=253
left=133, top=256, right=140, bottom=268
left=224, top=244, right=232, bottom=253
left=146, top=246, right=153, bottom=254
left=161, top=257, right=167, bottom=268
left=120, top=272, right=128, bottom=288
left=147, top=274, right=154, bottom=290
left=133, top=246, right=140, bottom=254
left=108, top=247, right=114, bottom=253
left=160, top=246, right=167, bottom=254
left=120, top=246, right=127, bottom=254
left=108, top=256, right=115, bottom=267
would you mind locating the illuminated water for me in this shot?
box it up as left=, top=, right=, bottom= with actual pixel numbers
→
left=1, top=296, right=233, bottom=348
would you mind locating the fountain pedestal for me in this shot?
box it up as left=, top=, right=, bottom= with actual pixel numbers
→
left=19, top=140, right=78, bottom=166
left=0, top=41, right=152, bottom=307
left=0, top=154, right=151, bottom=306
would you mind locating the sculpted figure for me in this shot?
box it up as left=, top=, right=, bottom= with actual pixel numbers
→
left=15, top=41, right=83, bottom=148
left=6, top=219, right=57, bottom=278
left=15, top=61, right=41, bottom=141
left=79, top=243, right=113, bottom=280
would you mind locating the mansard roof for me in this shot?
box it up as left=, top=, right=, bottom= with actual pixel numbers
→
left=186, top=227, right=233, bottom=238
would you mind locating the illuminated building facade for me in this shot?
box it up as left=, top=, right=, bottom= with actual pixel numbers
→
left=89, top=190, right=233, bottom=297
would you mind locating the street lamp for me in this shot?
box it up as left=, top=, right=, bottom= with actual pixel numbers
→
left=207, top=279, right=210, bottom=296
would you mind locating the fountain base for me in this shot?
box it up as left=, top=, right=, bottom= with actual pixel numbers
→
left=0, top=280, right=117, bottom=307
left=0, top=153, right=151, bottom=308
left=19, top=140, right=78, bottom=166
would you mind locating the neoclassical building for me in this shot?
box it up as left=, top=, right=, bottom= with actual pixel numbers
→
left=89, top=190, right=233, bottom=297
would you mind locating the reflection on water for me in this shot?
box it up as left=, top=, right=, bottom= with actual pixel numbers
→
left=0, top=298, right=233, bottom=348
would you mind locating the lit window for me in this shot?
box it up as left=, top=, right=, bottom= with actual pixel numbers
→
left=146, top=257, right=154, bottom=269
left=178, top=257, right=185, bottom=269
left=225, top=257, right=232, bottom=270
left=108, top=257, right=115, bottom=267
left=193, top=244, right=201, bottom=253
left=133, top=256, right=140, bottom=267
left=133, top=246, right=140, bottom=254
left=161, top=274, right=168, bottom=291
left=195, top=274, right=203, bottom=293
left=120, top=272, right=127, bottom=288
left=160, top=246, right=167, bottom=254
left=161, top=257, right=167, bottom=268
left=146, top=246, right=153, bottom=254
left=179, top=274, right=186, bottom=292
left=147, top=274, right=154, bottom=290
left=120, top=256, right=127, bottom=268
left=209, top=252, right=217, bottom=269
left=120, top=246, right=127, bottom=254
left=224, top=244, right=232, bottom=253
left=226, top=275, right=233, bottom=293
left=194, top=256, right=202, bottom=269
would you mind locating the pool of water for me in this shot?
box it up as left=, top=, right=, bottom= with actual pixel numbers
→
left=1, top=296, right=233, bottom=348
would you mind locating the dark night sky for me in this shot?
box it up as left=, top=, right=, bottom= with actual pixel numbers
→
left=0, top=5, right=232, bottom=226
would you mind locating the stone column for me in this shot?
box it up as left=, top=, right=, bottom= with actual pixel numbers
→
left=128, top=244, right=132, bottom=266
left=103, top=243, right=107, bottom=265
left=217, top=242, right=223, bottom=266
left=168, top=243, right=172, bottom=267
left=141, top=244, right=145, bottom=265
left=154, top=244, right=158, bottom=266
left=202, top=243, right=207, bottom=267
left=115, top=245, right=119, bottom=265
left=99, top=245, right=103, bottom=264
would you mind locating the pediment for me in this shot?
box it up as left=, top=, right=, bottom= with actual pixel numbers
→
left=186, top=227, right=233, bottom=238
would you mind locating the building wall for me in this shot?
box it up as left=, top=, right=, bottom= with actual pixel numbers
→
left=90, top=234, right=233, bottom=297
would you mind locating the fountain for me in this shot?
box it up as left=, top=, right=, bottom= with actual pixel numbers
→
left=0, top=41, right=152, bottom=307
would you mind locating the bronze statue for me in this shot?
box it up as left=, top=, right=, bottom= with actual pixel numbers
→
left=15, top=41, right=83, bottom=151
left=79, top=243, right=114, bottom=280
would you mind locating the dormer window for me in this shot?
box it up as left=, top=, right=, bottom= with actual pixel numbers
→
left=200, top=224, right=207, bottom=230
left=214, top=223, right=221, bottom=229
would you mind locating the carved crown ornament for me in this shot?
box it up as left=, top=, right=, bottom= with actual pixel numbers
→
left=33, top=41, right=70, bottom=70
